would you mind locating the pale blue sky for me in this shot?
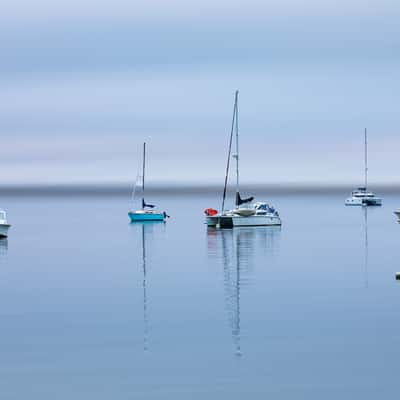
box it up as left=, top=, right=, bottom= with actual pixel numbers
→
left=1, top=0, right=399, bottom=185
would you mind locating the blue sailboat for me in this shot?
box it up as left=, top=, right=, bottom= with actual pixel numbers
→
left=128, top=143, right=167, bottom=222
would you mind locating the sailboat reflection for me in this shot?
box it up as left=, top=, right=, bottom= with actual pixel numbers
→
left=131, top=221, right=165, bottom=351
left=0, top=239, right=8, bottom=256
left=207, top=226, right=280, bottom=356
left=363, top=207, right=369, bottom=288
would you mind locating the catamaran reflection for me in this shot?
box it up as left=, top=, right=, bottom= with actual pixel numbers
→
left=363, top=207, right=369, bottom=288
left=207, top=226, right=281, bottom=356
left=131, top=221, right=166, bottom=351
left=0, top=238, right=8, bottom=256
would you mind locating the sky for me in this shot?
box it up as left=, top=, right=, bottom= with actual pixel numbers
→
left=1, top=0, right=400, bottom=186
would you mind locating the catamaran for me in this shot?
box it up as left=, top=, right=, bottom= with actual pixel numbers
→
left=345, top=129, right=382, bottom=206
left=394, top=209, right=400, bottom=223
left=205, top=91, right=281, bottom=228
left=128, top=143, right=168, bottom=222
left=0, top=209, right=10, bottom=238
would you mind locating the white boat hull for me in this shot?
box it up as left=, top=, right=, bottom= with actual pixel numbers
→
left=206, top=214, right=281, bottom=227
left=345, top=197, right=382, bottom=206
left=232, top=215, right=281, bottom=226
left=0, top=223, right=10, bottom=238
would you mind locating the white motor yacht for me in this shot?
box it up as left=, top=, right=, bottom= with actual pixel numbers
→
left=345, top=128, right=382, bottom=207
left=0, top=209, right=11, bottom=238
left=394, top=209, right=400, bottom=223
left=205, top=91, right=281, bottom=228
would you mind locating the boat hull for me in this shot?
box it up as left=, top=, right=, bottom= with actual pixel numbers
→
left=394, top=210, right=400, bottom=222
left=345, top=197, right=382, bottom=206
left=233, top=209, right=256, bottom=217
left=129, top=211, right=165, bottom=222
left=0, top=224, right=10, bottom=238
left=206, top=214, right=281, bottom=228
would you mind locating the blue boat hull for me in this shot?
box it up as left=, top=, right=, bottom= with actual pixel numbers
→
left=128, top=212, right=165, bottom=222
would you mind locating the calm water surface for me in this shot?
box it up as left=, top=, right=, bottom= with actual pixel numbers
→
left=1, top=193, right=400, bottom=399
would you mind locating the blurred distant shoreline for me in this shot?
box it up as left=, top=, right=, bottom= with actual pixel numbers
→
left=1, top=183, right=400, bottom=196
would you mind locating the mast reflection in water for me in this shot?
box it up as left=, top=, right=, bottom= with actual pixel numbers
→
left=363, top=207, right=369, bottom=288
left=207, top=226, right=280, bottom=356
left=131, top=222, right=166, bottom=352
left=0, top=239, right=8, bottom=256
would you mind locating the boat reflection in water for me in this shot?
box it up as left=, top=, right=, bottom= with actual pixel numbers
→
left=131, top=221, right=166, bottom=351
left=207, top=226, right=281, bottom=356
left=363, top=207, right=369, bottom=288
left=0, top=238, right=8, bottom=256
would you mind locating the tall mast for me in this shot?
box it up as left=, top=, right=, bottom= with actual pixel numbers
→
left=234, top=91, right=240, bottom=205
left=142, top=142, right=146, bottom=209
left=221, top=92, right=237, bottom=213
left=364, top=128, right=368, bottom=190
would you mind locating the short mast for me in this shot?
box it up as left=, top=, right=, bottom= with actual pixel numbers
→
left=364, top=128, right=368, bottom=190
left=142, top=142, right=146, bottom=209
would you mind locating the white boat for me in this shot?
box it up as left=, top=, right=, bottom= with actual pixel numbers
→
left=345, top=128, right=382, bottom=206
left=205, top=91, right=282, bottom=228
left=394, top=209, right=400, bottom=223
left=345, top=187, right=382, bottom=206
left=128, top=143, right=168, bottom=222
left=206, top=202, right=281, bottom=228
left=0, top=209, right=11, bottom=238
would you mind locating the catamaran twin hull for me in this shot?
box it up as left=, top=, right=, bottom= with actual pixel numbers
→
left=345, top=197, right=382, bottom=206
left=0, top=224, right=10, bottom=238
left=206, top=214, right=281, bottom=228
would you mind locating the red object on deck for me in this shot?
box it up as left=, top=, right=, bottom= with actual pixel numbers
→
left=204, top=208, right=218, bottom=216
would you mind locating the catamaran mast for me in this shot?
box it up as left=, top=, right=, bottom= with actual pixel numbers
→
left=142, top=142, right=146, bottom=209
left=364, top=128, right=368, bottom=190
left=234, top=91, right=240, bottom=207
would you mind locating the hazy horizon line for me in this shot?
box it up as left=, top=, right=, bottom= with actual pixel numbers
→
left=1, top=182, right=400, bottom=196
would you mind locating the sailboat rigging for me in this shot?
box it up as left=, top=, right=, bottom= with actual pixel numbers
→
left=128, top=142, right=168, bottom=222
left=345, top=129, right=382, bottom=206
left=206, top=91, right=281, bottom=227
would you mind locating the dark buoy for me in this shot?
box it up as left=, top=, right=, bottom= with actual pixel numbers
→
left=396, top=273, right=400, bottom=280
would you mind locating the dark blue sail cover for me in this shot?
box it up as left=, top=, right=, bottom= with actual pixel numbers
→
left=142, top=199, right=155, bottom=209
left=236, top=192, right=254, bottom=206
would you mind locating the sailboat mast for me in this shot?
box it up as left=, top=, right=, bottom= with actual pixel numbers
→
left=142, top=142, right=146, bottom=209
left=221, top=92, right=237, bottom=213
left=364, top=128, right=368, bottom=190
left=234, top=91, right=240, bottom=204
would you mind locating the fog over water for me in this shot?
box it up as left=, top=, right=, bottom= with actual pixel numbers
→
left=1, top=0, right=399, bottom=186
